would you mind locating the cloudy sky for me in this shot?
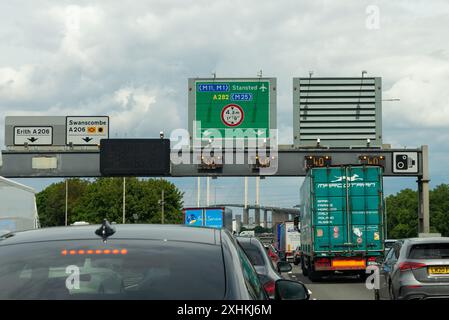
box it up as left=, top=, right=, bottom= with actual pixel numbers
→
left=2, top=0, right=449, bottom=214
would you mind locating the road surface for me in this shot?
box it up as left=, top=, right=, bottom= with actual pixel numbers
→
left=286, top=264, right=374, bottom=300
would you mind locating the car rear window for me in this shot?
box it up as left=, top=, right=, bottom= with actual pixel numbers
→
left=0, top=239, right=225, bottom=300
left=408, top=243, right=449, bottom=260
left=239, top=242, right=265, bottom=266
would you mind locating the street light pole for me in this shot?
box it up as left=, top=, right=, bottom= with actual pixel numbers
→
left=122, top=177, right=126, bottom=224
left=161, top=188, right=165, bottom=224
left=65, top=179, right=68, bottom=226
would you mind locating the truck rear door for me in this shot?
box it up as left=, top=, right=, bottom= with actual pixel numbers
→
left=311, top=166, right=384, bottom=254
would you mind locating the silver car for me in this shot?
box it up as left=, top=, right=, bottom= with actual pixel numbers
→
left=375, top=237, right=449, bottom=300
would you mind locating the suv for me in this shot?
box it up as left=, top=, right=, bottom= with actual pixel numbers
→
left=0, top=221, right=309, bottom=300
left=376, top=237, right=449, bottom=300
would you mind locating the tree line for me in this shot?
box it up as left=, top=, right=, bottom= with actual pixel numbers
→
left=386, top=184, right=449, bottom=238
left=36, top=178, right=184, bottom=227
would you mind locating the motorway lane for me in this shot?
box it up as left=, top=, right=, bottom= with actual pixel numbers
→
left=285, top=264, right=374, bottom=300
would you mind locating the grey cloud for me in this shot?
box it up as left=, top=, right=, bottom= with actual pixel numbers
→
left=0, top=0, right=448, bottom=190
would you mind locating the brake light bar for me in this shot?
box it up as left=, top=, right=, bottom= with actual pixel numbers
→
left=61, top=249, right=127, bottom=256
left=399, top=261, right=426, bottom=272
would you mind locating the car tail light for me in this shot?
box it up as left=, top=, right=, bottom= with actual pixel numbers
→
left=368, top=257, right=377, bottom=262
left=263, top=280, right=276, bottom=296
left=399, top=261, right=426, bottom=272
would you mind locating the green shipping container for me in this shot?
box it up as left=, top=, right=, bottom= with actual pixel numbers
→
left=300, top=166, right=385, bottom=257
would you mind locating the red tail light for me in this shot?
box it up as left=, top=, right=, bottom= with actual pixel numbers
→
left=263, top=280, right=276, bottom=296
left=368, top=257, right=377, bottom=262
left=315, top=258, right=331, bottom=267
left=399, top=261, right=426, bottom=272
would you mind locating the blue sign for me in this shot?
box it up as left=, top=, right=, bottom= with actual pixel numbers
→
left=197, top=84, right=230, bottom=92
left=184, top=209, right=204, bottom=227
left=231, top=93, right=253, bottom=101
left=204, top=209, right=223, bottom=229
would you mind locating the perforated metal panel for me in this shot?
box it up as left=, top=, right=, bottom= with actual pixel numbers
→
left=293, top=77, right=382, bottom=148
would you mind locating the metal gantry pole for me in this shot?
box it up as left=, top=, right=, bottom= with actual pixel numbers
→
left=418, top=145, right=430, bottom=234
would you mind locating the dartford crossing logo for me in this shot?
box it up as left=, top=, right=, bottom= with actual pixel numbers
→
left=331, top=174, right=363, bottom=183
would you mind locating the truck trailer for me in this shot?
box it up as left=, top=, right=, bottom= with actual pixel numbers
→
left=0, top=177, right=39, bottom=235
left=278, top=221, right=301, bottom=262
left=183, top=207, right=233, bottom=232
left=299, top=166, right=384, bottom=282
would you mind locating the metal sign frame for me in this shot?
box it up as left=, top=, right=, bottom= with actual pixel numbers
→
left=13, top=126, right=53, bottom=146
left=0, top=146, right=423, bottom=178
left=188, top=78, right=277, bottom=145
left=65, top=116, right=110, bottom=146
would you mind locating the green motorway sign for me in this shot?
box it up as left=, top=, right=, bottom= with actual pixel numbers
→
left=189, top=78, right=276, bottom=140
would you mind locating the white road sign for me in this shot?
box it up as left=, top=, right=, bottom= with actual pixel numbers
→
left=393, top=152, right=419, bottom=173
left=14, top=126, right=53, bottom=146
left=66, top=116, right=109, bottom=145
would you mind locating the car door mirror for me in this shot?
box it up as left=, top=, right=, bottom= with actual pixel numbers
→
left=277, top=261, right=292, bottom=273
left=275, top=280, right=309, bottom=300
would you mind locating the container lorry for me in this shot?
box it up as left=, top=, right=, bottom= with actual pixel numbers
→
left=279, top=221, right=301, bottom=262
left=0, top=177, right=39, bottom=235
left=183, top=207, right=233, bottom=232
left=299, top=165, right=385, bottom=282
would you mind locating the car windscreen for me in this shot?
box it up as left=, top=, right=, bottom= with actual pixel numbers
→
left=239, top=242, right=265, bottom=266
left=408, top=243, right=449, bottom=260
left=0, top=239, right=225, bottom=300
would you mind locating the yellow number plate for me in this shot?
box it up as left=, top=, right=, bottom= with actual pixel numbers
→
left=428, top=266, right=449, bottom=275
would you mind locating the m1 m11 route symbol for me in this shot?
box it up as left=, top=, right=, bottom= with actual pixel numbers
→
left=66, top=116, right=109, bottom=146
left=221, top=104, right=244, bottom=127
left=13, top=126, right=53, bottom=146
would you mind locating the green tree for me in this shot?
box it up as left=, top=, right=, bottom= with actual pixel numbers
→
left=430, top=184, right=449, bottom=236
left=71, top=178, right=184, bottom=224
left=36, top=179, right=89, bottom=227
left=385, top=184, right=449, bottom=238
left=386, top=188, right=418, bottom=239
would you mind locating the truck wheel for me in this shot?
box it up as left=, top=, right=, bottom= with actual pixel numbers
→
left=359, top=271, right=368, bottom=282
left=307, top=260, right=321, bottom=282
left=301, top=257, right=308, bottom=276
left=308, top=270, right=322, bottom=282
